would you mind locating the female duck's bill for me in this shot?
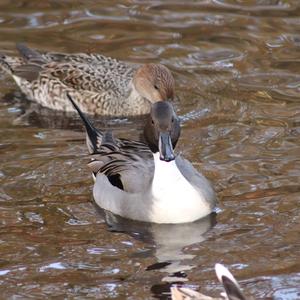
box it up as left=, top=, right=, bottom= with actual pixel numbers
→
left=67, top=93, right=216, bottom=224
left=0, top=43, right=176, bottom=116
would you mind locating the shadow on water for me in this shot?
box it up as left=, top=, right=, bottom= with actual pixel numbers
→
left=2, top=91, right=147, bottom=133
left=98, top=208, right=217, bottom=299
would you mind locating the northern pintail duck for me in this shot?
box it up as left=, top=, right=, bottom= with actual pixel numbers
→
left=171, top=264, right=247, bottom=300
left=67, top=94, right=215, bottom=224
left=0, top=44, right=175, bottom=116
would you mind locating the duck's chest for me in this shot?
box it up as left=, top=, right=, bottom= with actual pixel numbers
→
left=150, top=153, right=210, bottom=223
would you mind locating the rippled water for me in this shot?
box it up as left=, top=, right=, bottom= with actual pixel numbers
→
left=0, top=1, right=300, bottom=299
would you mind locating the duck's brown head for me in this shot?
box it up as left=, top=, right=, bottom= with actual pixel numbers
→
left=133, top=63, right=175, bottom=103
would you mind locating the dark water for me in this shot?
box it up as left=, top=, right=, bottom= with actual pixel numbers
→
left=0, top=1, right=300, bottom=299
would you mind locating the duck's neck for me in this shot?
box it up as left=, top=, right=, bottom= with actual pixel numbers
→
left=127, top=81, right=151, bottom=115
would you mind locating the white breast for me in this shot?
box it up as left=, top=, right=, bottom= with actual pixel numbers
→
left=150, top=153, right=211, bottom=223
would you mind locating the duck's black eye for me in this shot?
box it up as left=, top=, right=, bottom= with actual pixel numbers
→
left=151, top=119, right=154, bottom=125
left=171, top=117, right=174, bottom=123
left=154, top=85, right=159, bottom=90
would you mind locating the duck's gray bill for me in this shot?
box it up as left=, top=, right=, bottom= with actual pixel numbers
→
left=159, top=132, right=175, bottom=162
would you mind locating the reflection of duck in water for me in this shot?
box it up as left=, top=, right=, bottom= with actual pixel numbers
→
left=104, top=211, right=216, bottom=280
left=171, top=264, right=247, bottom=300
left=148, top=215, right=215, bottom=278
left=0, top=43, right=175, bottom=116
left=67, top=94, right=216, bottom=224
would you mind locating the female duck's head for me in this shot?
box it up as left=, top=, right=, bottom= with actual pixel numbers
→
left=133, top=64, right=175, bottom=103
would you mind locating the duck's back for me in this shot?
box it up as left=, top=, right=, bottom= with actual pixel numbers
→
left=42, top=51, right=137, bottom=92
left=0, top=44, right=150, bottom=116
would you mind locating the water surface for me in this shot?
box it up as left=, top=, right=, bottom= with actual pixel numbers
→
left=0, top=0, right=300, bottom=299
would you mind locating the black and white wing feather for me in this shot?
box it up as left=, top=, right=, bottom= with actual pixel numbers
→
left=67, top=93, right=154, bottom=193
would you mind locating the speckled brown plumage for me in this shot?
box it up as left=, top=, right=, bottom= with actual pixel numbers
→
left=0, top=44, right=175, bottom=116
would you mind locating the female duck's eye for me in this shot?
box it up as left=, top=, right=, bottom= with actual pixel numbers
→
left=151, top=119, right=154, bottom=125
left=154, top=85, right=159, bottom=90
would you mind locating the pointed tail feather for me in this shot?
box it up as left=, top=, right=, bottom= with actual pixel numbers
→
left=1, top=46, right=44, bottom=81
left=66, top=93, right=102, bottom=154
left=1, top=43, right=44, bottom=76
left=0, top=55, right=42, bottom=81
left=215, top=264, right=246, bottom=300
left=16, top=43, right=45, bottom=64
